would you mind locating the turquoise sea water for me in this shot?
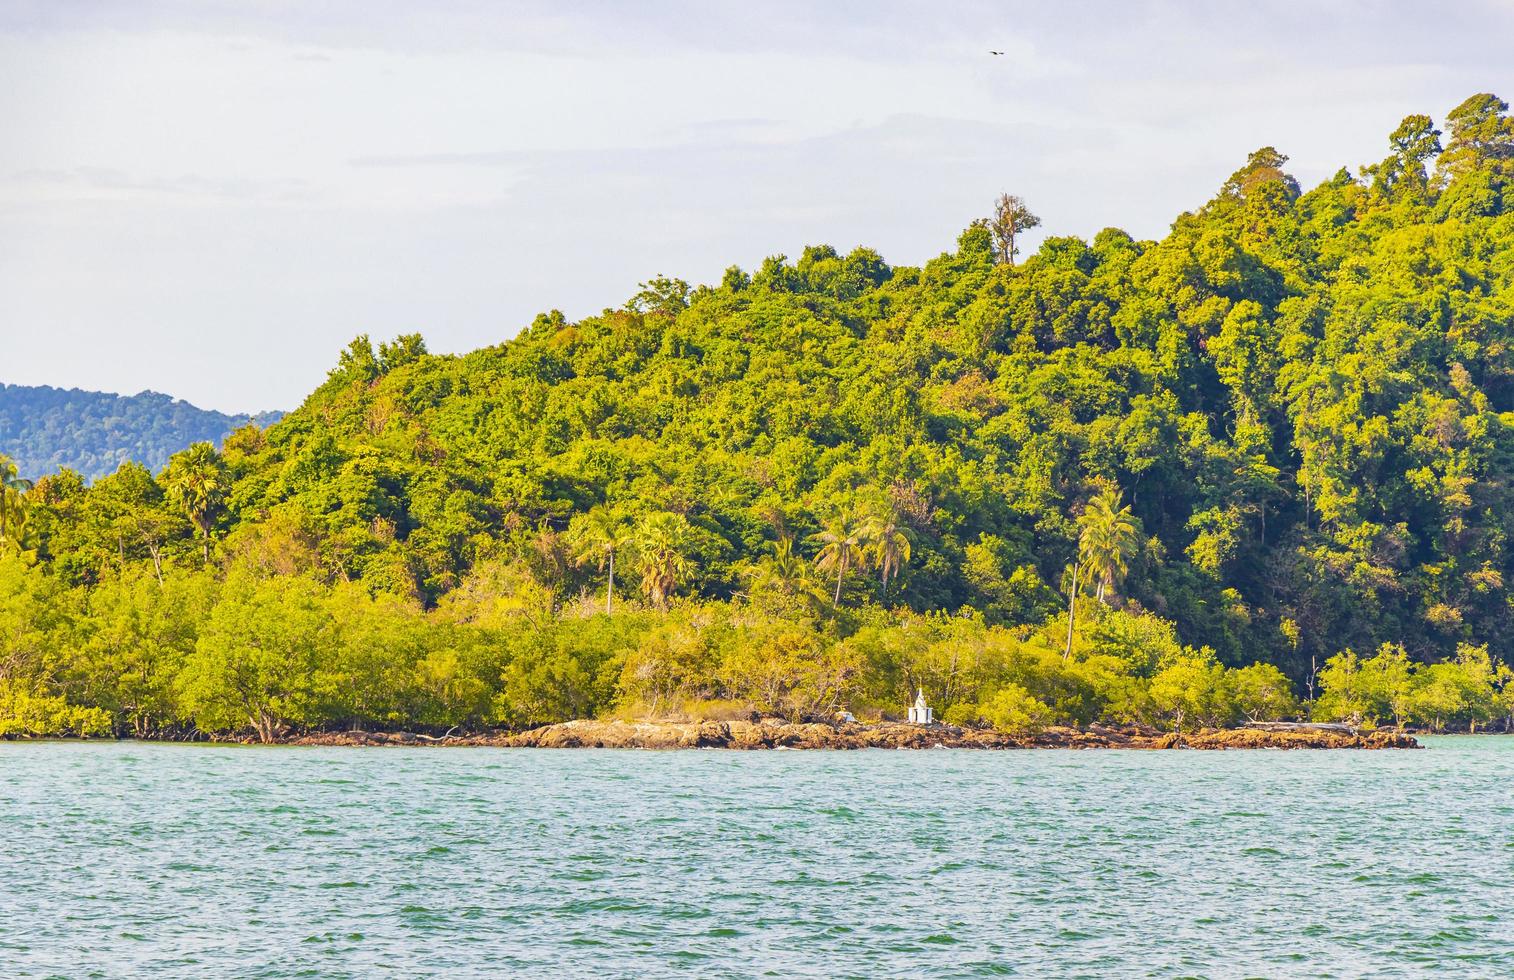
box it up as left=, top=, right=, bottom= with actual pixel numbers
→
left=2, top=739, right=1511, bottom=978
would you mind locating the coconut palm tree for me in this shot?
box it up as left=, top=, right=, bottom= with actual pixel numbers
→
left=0, top=456, right=33, bottom=548
left=1065, top=487, right=1142, bottom=660
left=632, top=511, right=694, bottom=610
left=751, top=536, right=828, bottom=607
left=814, top=511, right=869, bottom=606
left=566, top=506, right=629, bottom=614
left=1079, top=488, right=1142, bottom=604
left=864, top=509, right=913, bottom=590
left=164, top=442, right=227, bottom=564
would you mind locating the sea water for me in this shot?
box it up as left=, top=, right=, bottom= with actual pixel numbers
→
left=1, top=738, right=1510, bottom=977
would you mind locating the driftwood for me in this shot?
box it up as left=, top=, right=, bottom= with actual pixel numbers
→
left=1245, top=721, right=1357, bottom=734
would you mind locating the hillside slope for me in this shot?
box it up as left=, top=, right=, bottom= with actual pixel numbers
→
left=5, top=92, right=1514, bottom=738
left=0, top=384, right=281, bottom=481
left=216, top=97, right=1514, bottom=675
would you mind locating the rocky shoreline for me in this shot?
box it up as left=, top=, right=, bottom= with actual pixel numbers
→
left=280, top=719, right=1420, bottom=750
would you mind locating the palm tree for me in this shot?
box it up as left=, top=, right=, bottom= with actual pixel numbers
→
left=566, top=506, right=629, bottom=614
left=751, top=537, right=828, bottom=607
left=164, top=443, right=227, bottom=564
left=632, top=512, right=694, bottom=610
left=1080, top=488, right=1142, bottom=604
left=1065, top=488, right=1142, bottom=660
left=864, top=509, right=913, bottom=590
left=814, top=511, right=869, bottom=606
left=0, top=456, right=33, bottom=548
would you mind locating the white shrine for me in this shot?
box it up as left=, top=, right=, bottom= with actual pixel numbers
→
left=907, top=688, right=934, bottom=725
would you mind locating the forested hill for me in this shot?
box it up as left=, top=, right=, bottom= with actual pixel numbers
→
left=5, top=93, right=1514, bottom=739
left=230, top=93, right=1514, bottom=675
left=0, top=384, right=282, bottom=481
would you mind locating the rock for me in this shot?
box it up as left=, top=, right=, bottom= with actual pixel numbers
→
left=269, top=718, right=1420, bottom=750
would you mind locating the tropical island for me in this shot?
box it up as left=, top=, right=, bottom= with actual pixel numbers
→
left=3, top=93, right=1514, bottom=746
left=0, top=383, right=282, bottom=483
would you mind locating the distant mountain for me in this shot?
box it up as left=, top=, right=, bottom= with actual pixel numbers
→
left=0, top=383, right=283, bottom=481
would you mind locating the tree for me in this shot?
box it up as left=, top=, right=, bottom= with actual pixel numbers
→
left=1148, top=649, right=1228, bottom=731
left=750, top=537, right=827, bottom=608
left=813, top=511, right=869, bottom=606
left=330, top=335, right=381, bottom=385
left=0, top=456, right=33, bottom=549
left=1078, top=488, right=1142, bottom=605
left=1220, top=146, right=1300, bottom=199
left=71, top=569, right=213, bottom=736
left=378, top=333, right=428, bottom=372
left=1062, top=557, right=1084, bottom=664
left=864, top=508, right=913, bottom=590
left=988, top=193, right=1041, bottom=265
left=1064, top=488, right=1142, bottom=662
left=88, top=461, right=179, bottom=583
left=179, top=573, right=336, bottom=742
left=1313, top=650, right=1368, bottom=726
left=631, top=512, right=694, bottom=610
left=717, top=624, right=862, bottom=721
left=965, top=682, right=1052, bottom=735
left=1437, top=93, right=1513, bottom=182
left=1362, top=114, right=1441, bottom=200
left=566, top=506, right=629, bottom=614
left=628, top=275, right=692, bottom=315
left=1227, top=663, right=1298, bottom=722
left=164, top=443, right=227, bottom=564
left=1357, top=644, right=1415, bottom=728
left=1409, top=644, right=1496, bottom=732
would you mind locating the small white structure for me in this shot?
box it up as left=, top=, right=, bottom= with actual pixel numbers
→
left=907, top=688, right=934, bottom=725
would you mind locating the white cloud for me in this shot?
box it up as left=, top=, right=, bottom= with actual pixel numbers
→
left=0, top=1, right=1510, bottom=410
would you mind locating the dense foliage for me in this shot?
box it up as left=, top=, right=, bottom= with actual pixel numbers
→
left=0, top=383, right=281, bottom=482
left=5, top=93, right=1514, bottom=739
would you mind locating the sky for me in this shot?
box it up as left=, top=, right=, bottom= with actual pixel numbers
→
left=2, top=1, right=1512, bottom=412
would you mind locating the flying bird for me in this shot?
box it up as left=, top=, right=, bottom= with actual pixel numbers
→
left=990, top=50, right=1003, bottom=55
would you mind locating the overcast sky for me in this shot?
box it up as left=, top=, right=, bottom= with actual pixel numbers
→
left=2, top=1, right=1511, bottom=412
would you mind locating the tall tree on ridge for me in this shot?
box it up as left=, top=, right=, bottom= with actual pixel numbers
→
left=1438, top=93, right=1514, bottom=183
left=1221, top=146, right=1301, bottom=199
left=1361, top=114, right=1442, bottom=201
left=989, top=193, right=1041, bottom=265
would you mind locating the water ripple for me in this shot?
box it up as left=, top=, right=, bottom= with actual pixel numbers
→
left=1, top=738, right=1512, bottom=977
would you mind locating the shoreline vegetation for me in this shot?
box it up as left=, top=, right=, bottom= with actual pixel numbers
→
left=4, top=95, right=1514, bottom=744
